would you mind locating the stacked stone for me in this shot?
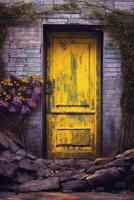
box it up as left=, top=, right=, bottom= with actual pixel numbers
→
left=1, top=0, right=134, bottom=156
left=0, top=134, right=134, bottom=193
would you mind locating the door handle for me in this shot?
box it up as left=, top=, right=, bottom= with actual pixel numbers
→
left=46, top=80, right=53, bottom=94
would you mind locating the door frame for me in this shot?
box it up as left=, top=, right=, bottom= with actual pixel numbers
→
left=43, top=25, right=103, bottom=158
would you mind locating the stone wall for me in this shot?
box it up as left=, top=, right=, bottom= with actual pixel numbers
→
left=1, top=0, right=134, bottom=156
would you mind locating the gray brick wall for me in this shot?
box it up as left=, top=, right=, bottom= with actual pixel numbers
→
left=1, top=0, right=134, bottom=156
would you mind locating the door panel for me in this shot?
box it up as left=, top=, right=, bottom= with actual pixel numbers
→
left=46, top=32, right=100, bottom=158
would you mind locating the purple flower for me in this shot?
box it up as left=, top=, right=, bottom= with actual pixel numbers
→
left=0, top=102, right=8, bottom=108
left=26, top=98, right=36, bottom=108
left=0, top=85, right=4, bottom=94
left=21, top=105, right=30, bottom=114
left=26, top=89, right=32, bottom=95
left=32, top=78, right=38, bottom=84
left=18, top=86, right=26, bottom=91
left=9, top=106, right=16, bottom=112
left=8, top=88, right=15, bottom=94
left=33, top=87, right=41, bottom=96
left=9, top=73, right=18, bottom=81
left=13, top=96, right=22, bottom=106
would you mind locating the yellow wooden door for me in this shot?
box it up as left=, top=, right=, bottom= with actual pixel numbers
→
left=46, top=32, right=101, bottom=158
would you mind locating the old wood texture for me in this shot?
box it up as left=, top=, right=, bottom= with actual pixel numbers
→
left=46, top=32, right=101, bottom=158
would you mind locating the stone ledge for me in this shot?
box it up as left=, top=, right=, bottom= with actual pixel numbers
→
left=0, top=133, right=134, bottom=193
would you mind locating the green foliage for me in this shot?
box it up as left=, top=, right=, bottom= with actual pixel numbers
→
left=104, top=10, right=134, bottom=114
left=102, top=10, right=134, bottom=151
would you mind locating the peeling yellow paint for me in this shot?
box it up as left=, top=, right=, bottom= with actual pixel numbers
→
left=46, top=32, right=98, bottom=158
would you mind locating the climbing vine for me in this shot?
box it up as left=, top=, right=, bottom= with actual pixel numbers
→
left=81, top=2, right=134, bottom=152
left=102, top=10, right=134, bottom=152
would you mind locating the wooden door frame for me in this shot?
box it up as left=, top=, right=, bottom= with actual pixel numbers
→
left=42, top=25, right=103, bottom=158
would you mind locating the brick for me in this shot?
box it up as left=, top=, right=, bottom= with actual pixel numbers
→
left=104, top=77, right=116, bottom=90
left=24, top=66, right=41, bottom=72
left=41, top=0, right=54, bottom=4
left=27, top=58, right=41, bottom=63
left=46, top=18, right=68, bottom=23
left=67, top=18, right=89, bottom=24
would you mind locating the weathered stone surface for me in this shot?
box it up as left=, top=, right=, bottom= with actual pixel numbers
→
left=0, top=134, right=9, bottom=150
left=105, top=158, right=131, bottom=167
left=14, top=155, right=23, bottom=161
left=86, top=167, right=123, bottom=188
left=95, top=186, right=105, bottom=192
left=114, top=181, right=126, bottom=190
left=0, top=150, right=15, bottom=162
left=16, top=149, right=26, bottom=157
left=19, top=177, right=60, bottom=192
left=15, top=172, right=35, bottom=183
left=0, top=162, right=17, bottom=178
left=75, top=159, right=94, bottom=169
left=54, top=159, right=75, bottom=167
left=37, top=167, right=54, bottom=178
left=18, top=160, right=38, bottom=171
left=0, top=135, right=134, bottom=193
left=8, top=138, right=20, bottom=153
left=131, top=165, right=134, bottom=171
left=94, top=157, right=113, bottom=165
left=34, top=158, right=48, bottom=167
left=86, top=165, right=105, bottom=174
left=61, top=180, right=88, bottom=191
left=27, top=153, right=36, bottom=160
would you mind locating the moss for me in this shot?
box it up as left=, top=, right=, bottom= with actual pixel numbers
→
left=53, top=3, right=79, bottom=11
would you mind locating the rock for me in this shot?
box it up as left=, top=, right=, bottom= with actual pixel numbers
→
left=0, top=136, right=134, bottom=193
left=105, top=157, right=131, bottom=167
left=71, top=172, right=88, bottom=180
left=37, top=167, right=54, bottom=178
left=55, top=170, right=75, bottom=178
left=2, top=163, right=17, bottom=177
left=95, top=186, right=105, bottom=192
left=14, top=155, right=23, bottom=161
left=131, top=182, right=134, bottom=190
left=131, top=165, right=134, bottom=171
left=115, top=149, right=134, bottom=159
left=54, top=159, right=75, bottom=167
left=75, top=159, right=94, bottom=169
left=114, top=181, right=126, bottom=190
left=16, top=149, right=26, bottom=157
left=8, top=138, right=20, bottom=153
left=0, top=183, right=19, bottom=191
left=18, top=160, right=38, bottom=171
left=34, top=158, right=47, bottom=167
left=94, top=157, right=113, bottom=165
left=86, top=165, right=105, bottom=174
left=0, top=161, right=6, bottom=176
left=0, top=150, right=15, bottom=162
left=27, top=153, right=36, bottom=160
left=19, top=177, right=60, bottom=192
left=86, top=167, right=123, bottom=188
left=15, top=171, right=35, bottom=183
left=61, top=179, right=88, bottom=191
left=0, top=134, right=9, bottom=150
left=50, top=163, right=75, bottom=171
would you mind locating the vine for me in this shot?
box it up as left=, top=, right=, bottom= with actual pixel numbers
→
left=104, top=11, right=134, bottom=152
left=80, top=0, right=134, bottom=151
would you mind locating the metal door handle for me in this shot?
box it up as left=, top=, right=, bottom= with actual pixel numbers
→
left=46, top=80, right=53, bottom=94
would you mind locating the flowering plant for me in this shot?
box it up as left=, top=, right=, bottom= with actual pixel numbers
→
left=0, top=73, right=43, bottom=114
